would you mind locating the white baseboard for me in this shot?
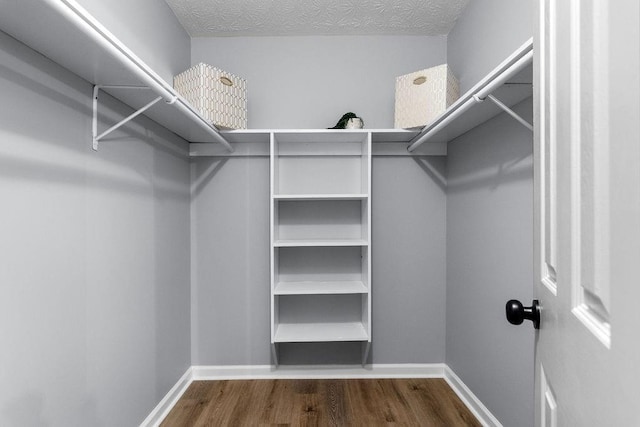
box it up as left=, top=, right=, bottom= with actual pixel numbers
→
left=444, top=366, right=503, bottom=427
left=139, top=367, right=193, bottom=427
left=192, top=363, right=446, bottom=380
left=143, top=364, right=501, bottom=427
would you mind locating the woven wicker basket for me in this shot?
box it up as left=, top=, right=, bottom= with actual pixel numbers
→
left=174, top=63, right=247, bottom=130
left=394, top=64, right=459, bottom=129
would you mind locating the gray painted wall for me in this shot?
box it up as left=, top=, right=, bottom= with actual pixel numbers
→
left=78, top=0, right=190, bottom=83
left=446, top=2, right=534, bottom=425
left=371, top=156, right=447, bottom=363
left=0, top=30, right=191, bottom=426
left=446, top=100, right=534, bottom=427
left=191, top=157, right=271, bottom=364
left=190, top=35, right=448, bottom=365
left=191, top=35, right=447, bottom=129
left=191, top=155, right=447, bottom=365
left=447, top=0, right=534, bottom=94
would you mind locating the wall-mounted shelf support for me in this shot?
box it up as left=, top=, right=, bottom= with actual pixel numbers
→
left=485, top=94, right=533, bottom=131
left=92, top=85, right=164, bottom=150
left=407, top=39, right=534, bottom=152
left=37, top=0, right=234, bottom=153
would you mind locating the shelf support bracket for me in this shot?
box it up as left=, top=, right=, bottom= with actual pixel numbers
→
left=92, top=85, right=163, bottom=151
left=485, top=94, right=533, bottom=132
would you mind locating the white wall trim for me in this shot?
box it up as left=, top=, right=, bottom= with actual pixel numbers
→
left=139, top=367, right=193, bottom=427
left=192, top=363, right=446, bottom=380
left=444, top=366, right=503, bottom=427
left=143, top=364, right=502, bottom=426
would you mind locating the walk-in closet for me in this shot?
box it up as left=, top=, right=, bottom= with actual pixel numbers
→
left=2, top=0, right=639, bottom=426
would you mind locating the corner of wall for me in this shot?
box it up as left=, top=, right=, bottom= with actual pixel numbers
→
left=443, top=2, right=534, bottom=426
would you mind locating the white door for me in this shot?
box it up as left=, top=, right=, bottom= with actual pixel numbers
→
left=532, top=0, right=640, bottom=425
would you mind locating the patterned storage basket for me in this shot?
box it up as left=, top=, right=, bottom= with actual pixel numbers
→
left=174, top=63, right=247, bottom=130
left=394, top=64, right=459, bottom=129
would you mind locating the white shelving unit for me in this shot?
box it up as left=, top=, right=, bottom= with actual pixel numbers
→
left=270, top=131, right=372, bottom=364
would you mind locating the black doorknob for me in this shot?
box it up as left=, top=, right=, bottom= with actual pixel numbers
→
left=506, top=299, right=540, bottom=329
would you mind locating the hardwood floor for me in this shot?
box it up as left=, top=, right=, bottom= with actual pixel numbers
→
left=161, top=378, right=481, bottom=426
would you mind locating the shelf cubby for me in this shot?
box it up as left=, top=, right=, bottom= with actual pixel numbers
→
left=275, top=199, right=368, bottom=242
left=274, top=294, right=369, bottom=343
left=272, top=131, right=370, bottom=197
left=275, top=246, right=366, bottom=283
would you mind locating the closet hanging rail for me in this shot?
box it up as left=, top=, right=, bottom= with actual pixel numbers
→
left=407, top=38, right=533, bottom=152
left=44, top=0, right=234, bottom=152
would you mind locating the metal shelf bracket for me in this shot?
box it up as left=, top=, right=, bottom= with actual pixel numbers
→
left=471, top=93, right=533, bottom=132
left=92, top=85, right=162, bottom=151
left=485, top=94, right=533, bottom=131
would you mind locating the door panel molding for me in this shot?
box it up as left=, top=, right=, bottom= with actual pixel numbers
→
left=540, top=366, right=557, bottom=427
left=540, top=0, right=558, bottom=296
left=569, top=0, right=611, bottom=348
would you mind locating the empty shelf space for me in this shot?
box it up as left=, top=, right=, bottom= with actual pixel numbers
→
left=274, top=281, right=368, bottom=295
left=276, top=246, right=366, bottom=283
left=276, top=294, right=366, bottom=322
left=275, top=156, right=368, bottom=195
left=274, top=322, right=369, bottom=343
left=274, top=239, right=368, bottom=247
left=274, top=194, right=368, bottom=201
left=275, top=199, right=368, bottom=242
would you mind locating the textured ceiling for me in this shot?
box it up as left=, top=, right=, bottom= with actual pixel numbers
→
left=164, top=0, right=470, bottom=37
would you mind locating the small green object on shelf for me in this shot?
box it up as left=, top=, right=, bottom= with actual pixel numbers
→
left=329, top=112, right=361, bottom=129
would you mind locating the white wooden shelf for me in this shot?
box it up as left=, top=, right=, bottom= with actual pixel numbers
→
left=407, top=38, right=534, bottom=150
left=274, top=281, right=368, bottom=295
left=274, top=239, right=368, bottom=248
left=0, top=0, right=232, bottom=149
left=274, top=322, right=369, bottom=343
left=274, top=194, right=368, bottom=201
left=189, top=129, right=448, bottom=157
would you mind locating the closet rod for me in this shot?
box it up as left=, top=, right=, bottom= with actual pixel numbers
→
left=44, top=0, right=234, bottom=152
left=407, top=46, right=533, bottom=153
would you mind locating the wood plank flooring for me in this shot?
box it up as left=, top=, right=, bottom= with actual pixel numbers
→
left=161, top=378, right=481, bottom=426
